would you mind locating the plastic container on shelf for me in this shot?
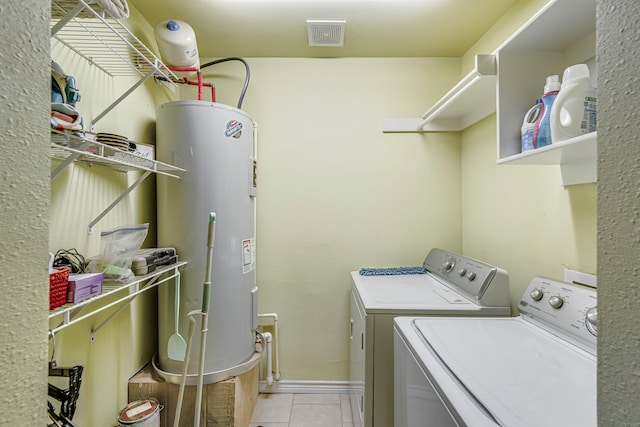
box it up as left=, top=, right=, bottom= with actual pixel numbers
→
left=154, top=19, right=200, bottom=70
left=550, top=64, right=597, bottom=143
left=536, top=74, right=561, bottom=148
left=521, top=100, right=542, bottom=151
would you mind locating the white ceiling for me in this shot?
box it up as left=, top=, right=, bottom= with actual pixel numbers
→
left=128, top=0, right=517, bottom=58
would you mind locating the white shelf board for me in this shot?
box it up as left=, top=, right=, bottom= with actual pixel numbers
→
left=496, top=132, right=597, bottom=185
left=383, top=54, right=496, bottom=133
left=497, top=0, right=596, bottom=53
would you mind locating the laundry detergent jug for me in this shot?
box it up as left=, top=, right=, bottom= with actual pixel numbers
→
left=536, top=75, right=561, bottom=148
left=550, top=64, right=596, bottom=142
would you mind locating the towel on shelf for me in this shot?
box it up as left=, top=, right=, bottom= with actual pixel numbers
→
left=51, top=103, right=84, bottom=132
left=91, top=0, right=129, bottom=19
left=52, top=0, right=129, bottom=20
left=51, top=103, right=85, bottom=145
left=359, top=266, right=427, bottom=276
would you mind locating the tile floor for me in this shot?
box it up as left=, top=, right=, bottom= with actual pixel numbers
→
left=249, top=393, right=353, bottom=427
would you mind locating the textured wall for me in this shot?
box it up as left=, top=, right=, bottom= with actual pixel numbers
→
left=0, top=0, right=50, bottom=424
left=597, top=0, right=640, bottom=424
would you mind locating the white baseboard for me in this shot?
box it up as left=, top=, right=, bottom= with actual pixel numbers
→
left=259, top=380, right=354, bottom=394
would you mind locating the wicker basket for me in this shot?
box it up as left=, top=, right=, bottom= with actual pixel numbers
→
left=49, top=268, right=70, bottom=310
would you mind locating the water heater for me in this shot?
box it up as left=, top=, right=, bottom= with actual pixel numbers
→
left=155, top=101, right=258, bottom=382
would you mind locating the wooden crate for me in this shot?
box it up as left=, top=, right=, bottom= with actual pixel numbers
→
left=128, top=363, right=259, bottom=427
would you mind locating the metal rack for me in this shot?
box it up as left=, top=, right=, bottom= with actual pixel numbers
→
left=50, top=130, right=186, bottom=233
left=51, top=0, right=178, bottom=125
left=50, top=0, right=184, bottom=232
left=48, top=262, right=187, bottom=341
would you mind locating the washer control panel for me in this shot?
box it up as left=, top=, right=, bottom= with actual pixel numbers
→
left=423, top=248, right=510, bottom=308
left=519, top=277, right=597, bottom=355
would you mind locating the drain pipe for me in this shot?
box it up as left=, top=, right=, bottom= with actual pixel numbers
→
left=258, top=313, right=281, bottom=381
left=262, top=332, right=273, bottom=385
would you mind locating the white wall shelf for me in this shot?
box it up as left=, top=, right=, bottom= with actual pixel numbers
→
left=384, top=0, right=597, bottom=186
left=50, top=131, right=185, bottom=178
left=50, top=130, right=185, bottom=233
left=496, top=132, right=596, bottom=185
left=51, top=0, right=178, bottom=126
left=496, top=0, right=596, bottom=185
left=383, top=54, right=496, bottom=133
left=48, top=262, right=186, bottom=340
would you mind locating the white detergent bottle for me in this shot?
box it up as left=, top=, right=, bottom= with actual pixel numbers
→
left=550, top=64, right=597, bottom=142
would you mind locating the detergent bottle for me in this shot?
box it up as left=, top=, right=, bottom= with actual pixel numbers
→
left=521, top=99, right=542, bottom=151
left=536, top=75, right=561, bottom=148
left=550, top=64, right=597, bottom=142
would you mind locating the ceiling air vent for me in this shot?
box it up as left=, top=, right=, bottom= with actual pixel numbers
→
left=307, top=20, right=346, bottom=47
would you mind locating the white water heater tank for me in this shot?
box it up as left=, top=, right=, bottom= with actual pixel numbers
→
left=154, top=19, right=200, bottom=69
left=156, top=101, right=257, bottom=382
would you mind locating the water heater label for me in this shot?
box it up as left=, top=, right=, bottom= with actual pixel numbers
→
left=242, top=238, right=255, bottom=274
left=225, top=120, right=243, bottom=139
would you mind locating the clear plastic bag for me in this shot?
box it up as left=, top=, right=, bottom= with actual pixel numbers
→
left=97, top=224, right=149, bottom=282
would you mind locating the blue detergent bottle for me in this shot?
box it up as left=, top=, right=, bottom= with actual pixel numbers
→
left=535, top=75, right=561, bottom=148
left=521, top=100, right=542, bottom=151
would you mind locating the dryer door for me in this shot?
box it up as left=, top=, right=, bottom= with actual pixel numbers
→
left=349, top=290, right=365, bottom=426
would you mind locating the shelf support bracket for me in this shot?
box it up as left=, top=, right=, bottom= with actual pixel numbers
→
left=51, top=141, right=91, bottom=181
left=51, top=152, right=81, bottom=180
left=92, top=69, right=156, bottom=126
left=90, top=277, right=159, bottom=342
left=87, top=170, right=152, bottom=234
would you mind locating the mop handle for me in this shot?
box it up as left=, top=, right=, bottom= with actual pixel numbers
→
left=194, top=213, right=216, bottom=427
left=202, top=212, right=216, bottom=313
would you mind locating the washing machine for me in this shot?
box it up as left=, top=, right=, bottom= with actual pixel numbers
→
left=393, top=276, right=597, bottom=426
left=349, top=248, right=511, bottom=427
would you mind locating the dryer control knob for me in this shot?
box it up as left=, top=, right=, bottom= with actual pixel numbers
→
left=443, top=260, right=455, bottom=273
left=530, top=289, right=544, bottom=301
left=549, top=295, right=564, bottom=309
left=466, top=272, right=476, bottom=281
left=585, top=306, right=598, bottom=336
left=458, top=268, right=467, bottom=276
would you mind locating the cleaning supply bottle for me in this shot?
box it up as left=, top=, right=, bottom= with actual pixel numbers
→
left=521, top=99, right=542, bottom=151
left=550, top=64, right=597, bottom=143
left=536, top=75, right=561, bottom=148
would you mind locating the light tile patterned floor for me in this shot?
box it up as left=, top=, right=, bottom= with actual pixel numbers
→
left=249, top=393, right=353, bottom=427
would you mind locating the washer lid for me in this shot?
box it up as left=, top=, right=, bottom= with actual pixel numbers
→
left=414, top=317, right=596, bottom=427
left=351, top=271, right=482, bottom=314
